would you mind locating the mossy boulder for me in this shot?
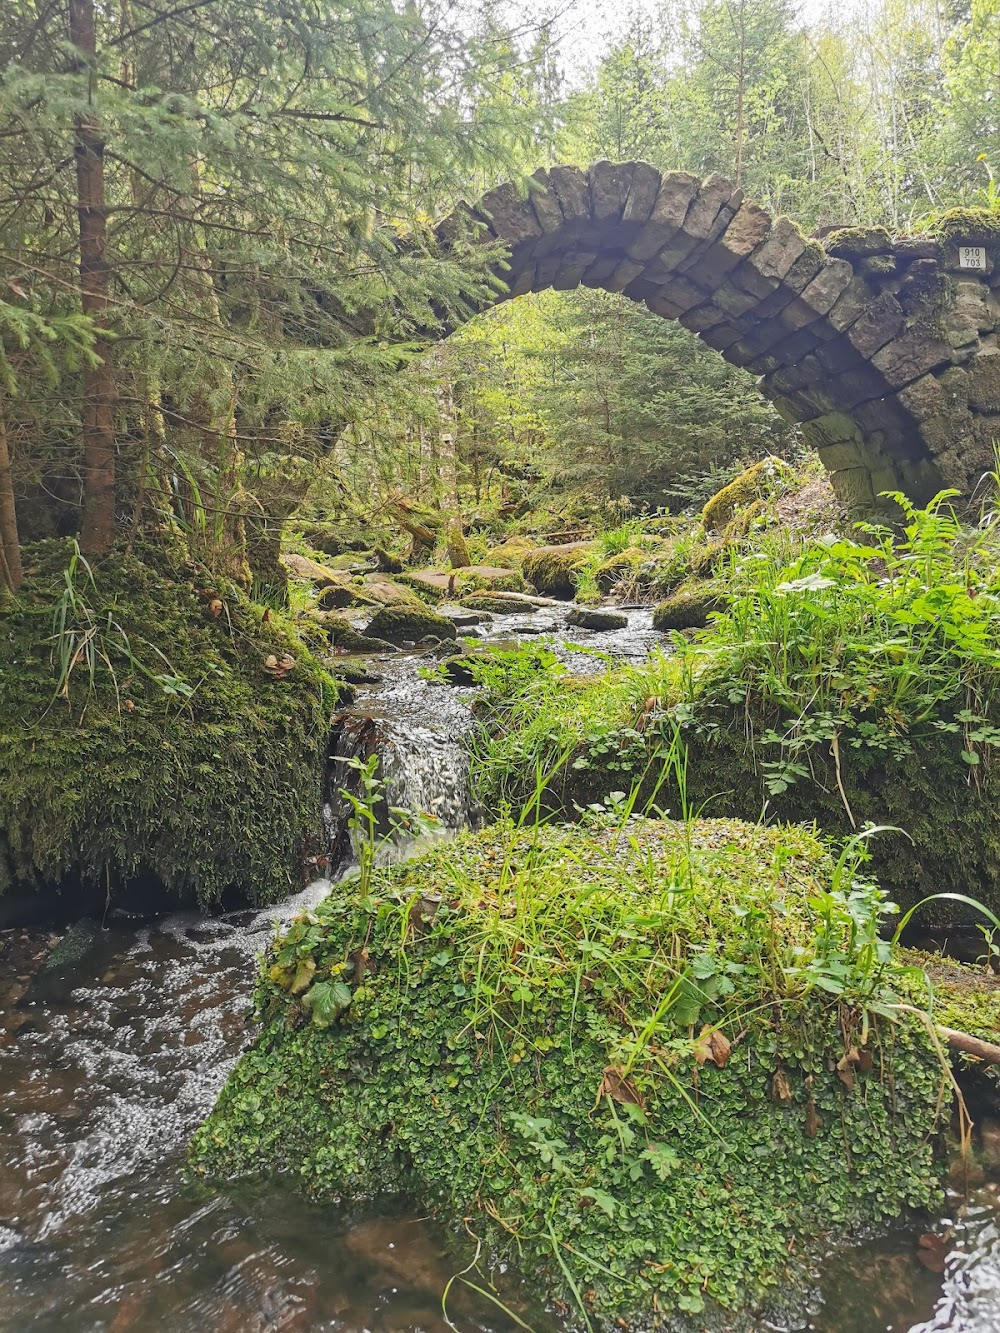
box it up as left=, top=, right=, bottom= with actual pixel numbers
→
left=522, top=541, right=593, bottom=599
left=701, top=458, right=792, bottom=533
left=459, top=591, right=540, bottom=615
left=358, top=575, right=425, bottom=607
left=593, top=546, right=659, bottom=595
left=311, top=613, right=396, bottom=654
left=315, top=582, right=360, bottom=611
left=364, top=604, right=457, bottom=646
left=484, top=535, right=536, bottom=568
left=403, top=567, right=526, bottom=600
left=192, top=817, right=948, bottom=1330
left=822, top=225, right=893, bottom=259
left=652, top=584, right=721, bottom=631
left=456, top=566, right=526, bottom=595
left=924, top=206, right=1000, bottom=248
left=0, top=539, right=338, bottom=911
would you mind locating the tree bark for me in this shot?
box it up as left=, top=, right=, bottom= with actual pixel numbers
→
left=0, top=392, right=23, bottom=593
left=939, top=1026, right=1000, bottom=1067
left=70, top=0, right=117, bottom=555
left=434, top=347, right=470, bottom=569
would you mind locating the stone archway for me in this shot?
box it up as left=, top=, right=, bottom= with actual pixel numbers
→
left=436, top=162, right=1000, bottom=507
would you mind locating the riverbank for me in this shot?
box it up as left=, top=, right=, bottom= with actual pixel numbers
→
left=0, top=537, right=339, bottom=918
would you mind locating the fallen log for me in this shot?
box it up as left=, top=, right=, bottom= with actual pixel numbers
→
left=939, top=1026, right=1000, bottom=1065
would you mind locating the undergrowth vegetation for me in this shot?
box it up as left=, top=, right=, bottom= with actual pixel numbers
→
left=471, top=492, right=1000, bottom=918
left=192, top=813, right=959, bottom=1328
left=0, top=537, right=338, bottom=909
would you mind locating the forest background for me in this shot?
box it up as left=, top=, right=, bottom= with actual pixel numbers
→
left=1, top=0, right=998, bottom=594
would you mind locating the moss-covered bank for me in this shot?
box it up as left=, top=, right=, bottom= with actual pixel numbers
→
left=474, top=495, right=1000, bottom=921
left=0, top=538, right=339, bottom=911
left=192, top=817, right=951, bottom=1329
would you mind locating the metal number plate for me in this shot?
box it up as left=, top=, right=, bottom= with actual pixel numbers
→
left=959, top=246, right=986, bottom=269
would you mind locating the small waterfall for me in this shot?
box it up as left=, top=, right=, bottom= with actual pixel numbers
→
left=323, top=651, right=479, bottom=870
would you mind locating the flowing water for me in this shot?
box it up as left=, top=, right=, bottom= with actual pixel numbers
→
left=1, top=604, right=998, bottom=1332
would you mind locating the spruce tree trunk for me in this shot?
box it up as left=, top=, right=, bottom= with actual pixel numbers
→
left=0, top=393, right=23, bottom=593
left=434, top=347, right=470, bottom=569
left=70, top=0, right=117, bottom=555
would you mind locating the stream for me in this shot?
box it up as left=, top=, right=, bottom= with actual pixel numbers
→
left=1, top=604, right=998, bottom=1332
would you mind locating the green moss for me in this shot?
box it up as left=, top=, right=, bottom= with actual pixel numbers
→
left=592, top=545, right=656, bottom=596
left=652, top=583, right=722, bottom=631
left=651, top=583, right=709, bottom=631
left=485, top=536, right=536, bottom=568
left=454, top=567, right=526, bottom=595
left=192, top=818, right=947, bottom=1329
left=860, top=254, right=898, bottom=277
left=459, top=591, right=538, bottom=615
left=701, top=458, right=791, bottom=533
left=899, top=950, right=1000, bottom=1046
left=364, top=604, right=458, bottom=645
left=445, top=517, right=472, bottom=569
left=309, top=612, right=396, bottom=653
left=922, top=206, right=1000, bottom=246
left=822, top=226, right=893, bottom=258
left=522, top=542, right=593, bottom=599
left=0, top=538, right=338, bottom=910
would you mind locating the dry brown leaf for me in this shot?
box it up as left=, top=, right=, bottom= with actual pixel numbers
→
left=804, top=1098, right=819, bottom=1138
left=836, top=1047, right=860, bottom=1090
left=693, top=1024, right=731, bottom=1069
left=349, top=946, right=371, bottom=983
left=600, top=1065, right=643, bottom=1107
left=771, top=1068, right=792, bottom=1106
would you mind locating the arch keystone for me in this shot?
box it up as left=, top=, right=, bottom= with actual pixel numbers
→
left=588, top=160, right=637, bottom=222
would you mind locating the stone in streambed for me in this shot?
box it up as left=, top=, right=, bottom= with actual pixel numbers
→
left=521, top=542, right=593, bottom=599
left=439, top=605, right=492, bottom=628
left=364, top=605, right=458, bottom=646
left=313, top=613, right=397, bottom=654
left=566, top=607, right=628, bottom=631
left=652, top=585, right=721, bottom=631
left=459, top=590, right=559, bottom=615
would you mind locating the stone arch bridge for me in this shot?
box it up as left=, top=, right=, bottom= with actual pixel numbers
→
left=434, top=162, right=1000, bottom=508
